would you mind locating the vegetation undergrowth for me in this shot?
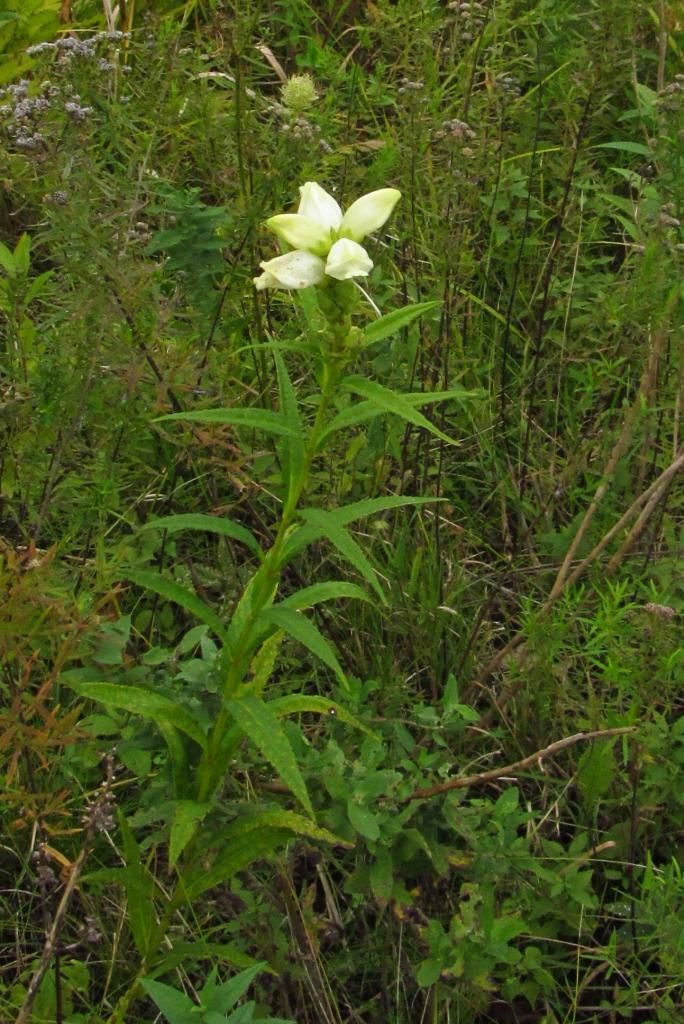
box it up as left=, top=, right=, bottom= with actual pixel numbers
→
left=0, top=1, right=682, bottom=1022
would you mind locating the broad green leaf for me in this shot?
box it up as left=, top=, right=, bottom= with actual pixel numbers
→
left=155, top=407, right=298, bottom=437
left=268, top=694, right=375, bottom=736
left=13, top=234, right=31, bottom=276
left=360, top=300, right=442, bottom=348
left=342, top=377, right=459, bottom=446
left=119, top=813, right=156, bottom=958
left=261, top=606, right=346, bottom=686
left=185, top=828, right=290, bottom=900
left=577, top=740, right=617, bottom=809
left=169, top=800, right=210, bottom=867
left=278, top=579, right=372, bottom=610
left=319, top=388, right=475, bottom=446
left=124, top=569, right=228, bottom=643
left=138, top=513, right=261, bottom=556
left=211, top=808, right=348, bottom=847
left=347, top=801, right=381, bottom=840
left=274, top=349, right=305, bottom=506
left=298, top=509, right=385, bottom=601
left=139, top=978, right=195, bottom=1024
left=225, top=695, right=313, bottom=816
left=203, top=963, right=265, bottom=1015
left=65, top=681, right=207, bottom=751
left=370, top=847, right=394, bottom=906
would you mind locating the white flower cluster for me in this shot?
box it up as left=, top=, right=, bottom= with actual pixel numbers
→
left=254, top=182, right=400, bottom=292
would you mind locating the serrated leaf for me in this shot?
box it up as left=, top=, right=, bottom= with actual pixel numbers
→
left=299, top=509, right=385, bottom=601
left=225, top=695, right=313, bottom=816
left=124, top=569, right=228, bottom=643
left=261, top=606, right=346, bottom=686
left=360, top=300, right=442, bottom=347
left=342, top=377, right=458, bottom=446
left=248, top=630, right=284, bottom=697
left=64, top=681, right=207, bottom=751
left=169, top=800, right=210, bottom=867
left=155, top=407, right=298, bottom=437
left=138, top=514, right=261, bottom=556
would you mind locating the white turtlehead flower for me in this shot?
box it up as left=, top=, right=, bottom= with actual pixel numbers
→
left=254, top=181, right=400, bottom=291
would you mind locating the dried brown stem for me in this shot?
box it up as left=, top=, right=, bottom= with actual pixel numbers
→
left=405, top=726, right=636, bottom=802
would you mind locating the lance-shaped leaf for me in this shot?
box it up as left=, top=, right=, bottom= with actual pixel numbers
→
left=65, top=681, right=208, bottom=751
left=274, top=349, right=305, bottom=506
left=341, top=377, right=459, bottom=446
left=124, top=569, right=228, bottom=643
left=184, top=828, right=291, bottom=900
left=155, top=406, right=298, bottom=437
left=119, top=813, right=157, bottom=958
left=297, top=509, right=386, bottom=601
left=225, top=695, right=313, bottom=816
left=281, top=495, right=442, bottom=564
left=169, top=800, right=210, bottom=867
left=211, top=808, right=349, bottom=847
left=268, top=694, right=375, bottom=736
left=138, top=513, right=262, bottom=557
left=278, top=579, right=372, bottom=611
left=359, top=300, right=442, bottom=348
left=318, top=389, right=473, bottom=446
left=261, top=606, right=346, bottom=686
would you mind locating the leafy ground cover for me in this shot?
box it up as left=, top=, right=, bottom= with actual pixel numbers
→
left=0, top=1, right=683, bottom=1022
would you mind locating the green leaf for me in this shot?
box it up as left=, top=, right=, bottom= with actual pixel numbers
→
left=416, top=958, right=443, bottom=988
left=139, top=978, right=195, bottom=1024
left=202, top=963, right=265, bottom=1015
left=360, top=300, right=442, bottom=348
left=370, top=847, right=394, bottom=906
left=146, top=941, right=266, bottom=977
left=319, top=388, right=474, bottom=446
left=593, top=140, right=654, bottom=157
left=156, top=719, right=191, bottom=799
left=138, top=514, right=262, bottom=556
left=0, top=241, right=15, bottom=276
left=119, top=813, right=156, bottom=958
left=155, top=407, right=298, bottom=437
left=577, top=740, right=617, bottom=808
left=64, top=681, right=208, bottom=751
left=347, top=801, right=381, bottom=840
left=248, top=630, right=284, bottom=697
left=185, top=829, right=291, bottom=900
left=341, top=377, right=459, bottom=446
left=274, top=349, right=305, bottom=506
left=14, top=234, right=31, bottom=276
left=299, top=509, right=385, bottom=601
left=225, top=695, right=313, bottom=816
left=261, top=606, right=346, bottom=686
left=278, top=579, right=372, bottom=611
left=268, top=694, right=375, bottom=735
left=124, top=569, right=228, bottom=643
left=212, top=808, right=349, bottom=848
left=169, top=800, right=210, bottom=867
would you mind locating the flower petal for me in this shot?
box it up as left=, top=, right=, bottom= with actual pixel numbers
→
left=298, top=182, right=343, bottom=232
left=254, top=250, right=326, bottom=290
left=265, top=214, right=332, bottom=256
left=325, top=238, right=373, bottom=281
left=339, top=188, right=401, bottom=242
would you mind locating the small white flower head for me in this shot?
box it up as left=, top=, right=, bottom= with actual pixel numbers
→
left=281, top=74, right=318, bottom=113
left=256, top=181, right=400, bottom=292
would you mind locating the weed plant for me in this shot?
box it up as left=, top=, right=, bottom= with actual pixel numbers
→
left=0, top=1, right=683, bottom=1023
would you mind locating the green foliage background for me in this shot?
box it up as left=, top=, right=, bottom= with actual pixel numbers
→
left=0, top=0, right=683, bottom=1022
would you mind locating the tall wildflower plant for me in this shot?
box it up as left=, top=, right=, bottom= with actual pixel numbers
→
left=66, top=182, right=455, bottom=1020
